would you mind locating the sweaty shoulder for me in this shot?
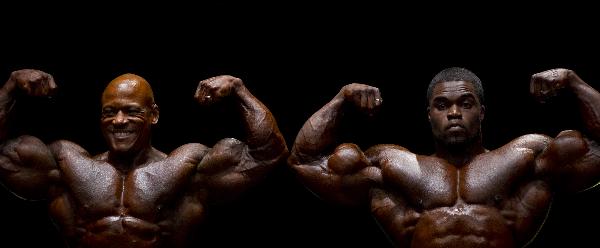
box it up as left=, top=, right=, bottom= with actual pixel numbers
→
left=365, top=144, right=410, bottom=154
left=364, top=144, right=418, bottom=168
left=502, top=134, right=552, bottom=154
left=365, top=144, right=412, bottom=160
left=48, top=140, right=90, bottom=159
left=169, top=143, right=210, bottom=162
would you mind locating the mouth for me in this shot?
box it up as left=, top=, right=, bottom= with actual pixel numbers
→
left=109, top=129, right=135, bottom=139
left=446, top=123, right=465, bottom=131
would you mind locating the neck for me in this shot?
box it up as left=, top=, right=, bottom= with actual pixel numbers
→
left=107, top=146, right=159, bottom=173
left=433, top=137, right=486, bottom=166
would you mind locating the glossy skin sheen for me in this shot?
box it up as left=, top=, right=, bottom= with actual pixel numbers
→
left=289, top=69, right=600, bottom=247
left=0, top=70, right=288, bottom=248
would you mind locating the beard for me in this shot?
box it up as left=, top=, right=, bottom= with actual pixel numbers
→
left=435, top=128, right=482, bottom=151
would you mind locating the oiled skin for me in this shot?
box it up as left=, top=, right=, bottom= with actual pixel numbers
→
left=289, top=69, right=600, bottom=247
left=0, top=70, right=288, bottom=247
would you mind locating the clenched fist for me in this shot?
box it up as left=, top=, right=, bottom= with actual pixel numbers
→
left=339, top=83, right=382, bottom=115
left=194, top=75, right=243, bottom=106
left=530, top=68, right=574, bottom=103
left=10, top=69, right=57, bottom=97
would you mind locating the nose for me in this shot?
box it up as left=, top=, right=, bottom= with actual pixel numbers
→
left=447, top=105, right=462, bottom=119
left=113, top=111, right=128, bottom=125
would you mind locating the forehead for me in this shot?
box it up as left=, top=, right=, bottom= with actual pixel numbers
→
left=431, top=80, right=477, bottom=99
left=102, top=83, right=149, bottom=107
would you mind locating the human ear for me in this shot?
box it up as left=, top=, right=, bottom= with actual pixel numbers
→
left=480, top=105, right=485, bottom=121
left=427, top=107, right=431, bottom=122
left=151, top=103, right=159, bottom=124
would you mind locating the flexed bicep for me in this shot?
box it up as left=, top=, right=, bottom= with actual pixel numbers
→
left=292, top=143, right=382, bottom=207
left=0, top=69, right=60, bottom=200
left=193, top=76, right=288, bottom=205
left=536, top=130, right=600, bottom=192
left=196, top=138, right=269, bottom=205
left=289, top=83, right=384, bottom=207
left=531, top=69, right=600, bottom=192
left=0, top=135, right=58, bottom=200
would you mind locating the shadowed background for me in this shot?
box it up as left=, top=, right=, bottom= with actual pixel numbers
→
left=1, top=8, right=599, bottom=247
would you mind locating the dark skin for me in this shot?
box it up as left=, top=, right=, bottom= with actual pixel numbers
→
left=0, top=70, right=288, bottom=248
left=288, top=69, right=600, bottom=247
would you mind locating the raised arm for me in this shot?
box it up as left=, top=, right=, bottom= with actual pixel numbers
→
left=192, top=75, right=288, bottom=204
left=288, top=83, right=383, bottom=207
left=531, top=69, right=600, bottom=192
left=0, top=69, right=59, bottom=199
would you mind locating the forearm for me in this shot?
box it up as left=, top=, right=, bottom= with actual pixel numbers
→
left=290, top=93, right=346, bottom=164
left=234, top=85, right=287, bottom=161
left=568, top=72, right=600, bottom=140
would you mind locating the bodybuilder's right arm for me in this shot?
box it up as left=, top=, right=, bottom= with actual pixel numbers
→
left=0, top=69, right=58, bottom=200
left=288, top=84, right=383, bottom=207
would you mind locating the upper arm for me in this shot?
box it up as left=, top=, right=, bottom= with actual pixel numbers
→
left=0, top=135, right=58, bottom=200
left=365, top=144, right=416, bottom=186
left=289, top=143, right=384, bottom=207
left=535, top=130, right=600, bottom=192
left=195, top=138, right=272, bottom=204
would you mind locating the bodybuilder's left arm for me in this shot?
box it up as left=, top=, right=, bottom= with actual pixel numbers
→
left=532, top=69, right=600, bottom=192
left=193, top=75, right=288, bottom=204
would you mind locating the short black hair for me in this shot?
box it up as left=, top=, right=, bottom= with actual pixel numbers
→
left=427, top=67, right=484, bottom=104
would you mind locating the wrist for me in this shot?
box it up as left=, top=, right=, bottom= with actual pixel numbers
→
left=232, top=82, right=249, bottom=99
left=0, top=77, right=18, bottom=97
left=566, top=70, right=585, bottom=89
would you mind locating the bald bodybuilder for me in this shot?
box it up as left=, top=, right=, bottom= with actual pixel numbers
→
left=0, top=69, right=288, bottom=247
left=289, top=67, right=600, bottom=247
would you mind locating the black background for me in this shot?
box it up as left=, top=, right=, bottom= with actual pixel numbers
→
left=1, top=5, right=600, bottom=247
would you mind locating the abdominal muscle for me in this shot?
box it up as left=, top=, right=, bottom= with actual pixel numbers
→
left=79, top=215, right=162, bottom=248
left=410, top=204, right=513, bottom=248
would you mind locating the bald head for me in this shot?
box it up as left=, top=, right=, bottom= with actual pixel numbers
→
left=100, top=73, right=160, bottom=155
left=102, top=73, right=155, bottom=107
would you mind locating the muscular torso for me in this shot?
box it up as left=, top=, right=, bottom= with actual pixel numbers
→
left=370, top=135, right=553, bottom=248
left=49, top=141, right=206, bottom=248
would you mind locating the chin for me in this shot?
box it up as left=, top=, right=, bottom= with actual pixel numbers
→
left=111, top=147, right=133, bottom=154
left=448, top=137, right=466, bottom=144
left=107, top=138, right=137, bottom=151
left=442, top=135, right=469, bottom=147
left=108, top=142, right=135, bottom=153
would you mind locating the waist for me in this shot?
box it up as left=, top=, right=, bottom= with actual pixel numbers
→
left=84, top=216, right=161, bottom=240
left=411, top=205, right=514, bottom=248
